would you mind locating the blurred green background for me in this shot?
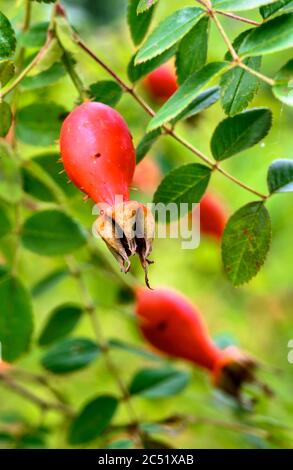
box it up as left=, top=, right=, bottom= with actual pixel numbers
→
left=0, top=0, right=292, bottom=449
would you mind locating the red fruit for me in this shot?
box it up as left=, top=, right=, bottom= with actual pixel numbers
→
left=143, top=63, right=178, bottom=103
left=132, top=157, right=162, bottom=195
left=60, top=102, right=154, bottom=285
left=60, top=101, right=136, bottom=206
left=199, top=193, right=228, bottom=240
left=135, top=287, right=269, bottom=402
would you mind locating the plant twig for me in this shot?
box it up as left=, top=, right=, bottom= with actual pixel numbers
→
left=65, top=256, right=144, bottom=447
left=71, top=35, right=267, bottom=200
left=239, top=61, right=275, bottom=87
left=215, top=10, right=261, bottom=26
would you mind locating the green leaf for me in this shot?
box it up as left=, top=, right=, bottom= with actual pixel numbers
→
left=211, top=108, right=272, bottom=161
left=222, top=201, right=272, bottom=286
left=135, top=7, right=204, bottom=64
left=172, top=86, right=220, bottom=123
left=220, top=30, right=262, bottom=116
left=106, top=439, right=134, bottom=449
left=239, top=14, right=293, bottom=57
left=148, top=62, right=227, bottom=130
left=212, top=0, right=277, bottom=11
left=0, top=275, right=34, bottom=362
left=32, top=268, right=69, bottom=297
left=0, top=142, right=22, bottom=204
left=31, top=0, right=57, bottom=3
left=0, top=12, right=16, bottom=59
left=22, top=167, right=55, bottom=202
left=128, top=46, right=176, bottom=82
left=16, top=102, right=67, bottom=146
left=88, top=80, right=123, bottom=107
left=0, top=102, right=12, bottom=137
left=136, top=129, right=161, bottom=164
left=68, top=396, right=118, bottom=445
left=129, top=367, right=191, bottom=397
left=176, top=16, right=209, bottom=85
left=0, top=206, right=11, bottom=239
left=109, top=339, right=162, bottom=361
left=153, top=163, right=211, bottom=217
left=137, top=0, right=159, bottom=13
left=128, top=0, right=156, bottom=46
left=273, top=59, right=293, bottom=106
left=29, top=39, right=63, bottom=76
left=39, top=304, right=83, bottom=346
left=21, top=62, right=66, bottom=90
left=260, top=1, right=293, bottom=19
left=0, top=60, right=15, bottom=87
left=267, top=159, right=293, bottom=193
left=21, top=210, right=87, bottom=256
left=18, top=22, right=49, bottom=48
left=41, top=338, right=100, bottom=374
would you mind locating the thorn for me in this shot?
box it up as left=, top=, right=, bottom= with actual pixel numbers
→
left=67, top=179, right=71, bottom=184
left=83, top=195, right=89, bottom=202
left=57, top=158, right=62, bottom=163
left=58, top=170, right=65, bottom=175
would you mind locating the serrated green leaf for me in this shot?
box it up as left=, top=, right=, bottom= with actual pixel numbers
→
left=32, top=268, right=69, bottom=297
left=260, top=0, right=293, bottom=19
left=239, top=14, right=293, bottom=57
left=136, top=7, right=204, bottom=64
left=0, top=102, right=12, bottom=137
left=21, top=209, right=87, bottom=256
left=128, top=0, right=156, bottom=46
left=88, top=80, right=122, bottom=107
left=153, top=163, right=211, bottom=218
left=21, top=62, right=66, bottom=89
left=148, top=62, right=227, bottom=130
left=267, top=159, right=293, bottom=193
left=129, top=367, right=191, bottom=397
left=176, top=16, right=209, bottom=85
left=220, top=30, right=261, bottom=116
left=39, top=304, right=83, bottom=346
left=0, top=275, right=34, bottom=362
left=19, top=22, right=49, bottom=48
left=68, top=396, right=118, bottom=445
left=222, top=202, right=271, bottom=286
left=137, top=0, right=159, bottom=13
left=41, top=338, right=100, bottom=374
left=212, top=0, right=276, bottom=11
left=211, top=108, right=272, bottom=161
left=128, top=46, right=176, bottom=82
left=172, top=86, right=220, bottom=123
left=0, top=142, right=22, bottom=204
left=0, top=206, right=11, bottom=239
left=0, top=60, right=15, bottom=87
left=16, top=102, right=66, bottom=146
left=0, top=12, right=16, bottom=59
left=136, top=129, right=161, bottom=164
left=273, top=59, right=293, bottom=106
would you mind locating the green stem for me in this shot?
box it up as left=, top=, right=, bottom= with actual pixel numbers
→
left=61, top=47, right=89, bottom=102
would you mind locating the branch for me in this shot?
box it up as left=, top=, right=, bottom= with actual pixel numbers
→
left=215, top=10, right=261, bottom=26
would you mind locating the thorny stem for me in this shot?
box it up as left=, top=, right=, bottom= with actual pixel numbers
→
left=0, top=373, right=73, bottom=417
left=65, top=256, right=144, bottom=447
left=73, top=35, right=267, bottom=200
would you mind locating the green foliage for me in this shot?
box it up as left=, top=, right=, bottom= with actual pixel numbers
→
left=19, top=22, right=49, bottom=48
left=211, top=108, right=272, bottom=161
left=0, top=275, right=34, bottom=362
left=0, top=206, right=11, bottom=239
left=128, top=0, right=156, bottom=46
left=0, top=11, right=16, bottom=59
left=260, top=1, right=293, bottom=19
left=41, top=338, right=101, bottom=374
left=239, top=14, right=293, bottom=57
left=172, top=86, right=220, bottom=123
left=128, top=46, right=176, bottom=82
left=222, top=202, right=272, bottom=286
left=137, top=0, right=159, bottom=14
left=129, top=367, right=191, bottom=397
left=0, top=60, right=15, bottom=87
left=16, top=103, right=66, bottom=146
left=0, top=102, right=12, bottom=137
left=0, top=143, right=22, bottom=204
left=31, top=268, right=70, bottom=297
left=21, top=210, right=87, bottom=256
left=136, top=7, right=204, bottom=64
left=153, top=163, right=211, bottom=215
left=136, top=129, right=161, bottom=163
left=212, top=0, right=276, bottom=10
left=267, top=159, right=293, bottom=193
left=68, top=396, right=118, bottom=444
left=39, top=304, right=83, bottom=346
left=88, top=80, right=123, bottom=107
left=148, top=62, right=227, bottom=130
left=21, top=62, right=66, bottom=90
left=176, top=16, right=209, bottom=85
left=273, top=59, right=293, bottom=106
